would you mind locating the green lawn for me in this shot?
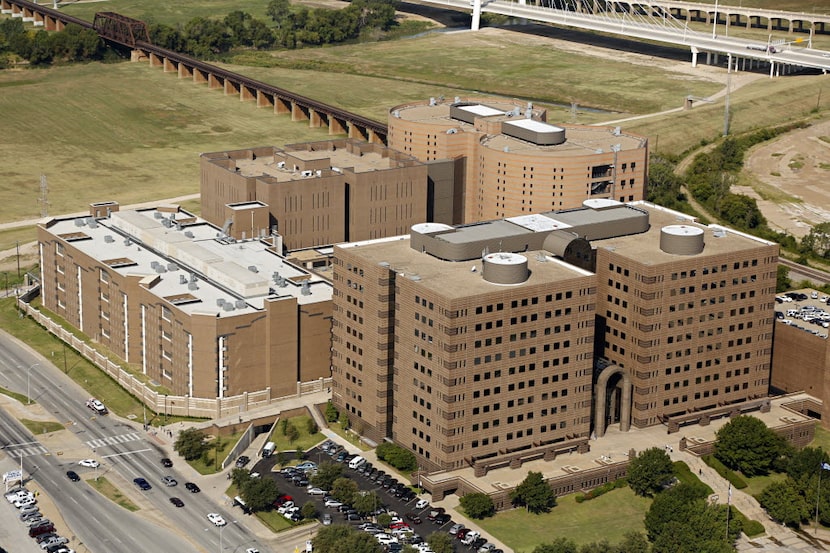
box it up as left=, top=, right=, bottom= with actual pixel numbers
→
left=269, top=415, right=325, bottom=456
left=0, top=385, right=30, bottom=404
left=188, top=432, right=245, bottom=475
left=742, top=472, right=787, bottom=499
left=476, top=487, right=651, bottom=552
left=810, top=425, right=830, bottom=453
left=0, top=298, right=146, bottom=420
left=19, top=418, right=65, bottom=434
left=87, top=477, right=140, bottom=511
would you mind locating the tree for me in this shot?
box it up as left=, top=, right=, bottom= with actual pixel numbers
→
left=313, top=525, right=383, bottom=553
left=285, top=423, right=300, bottom=444
left=758, top=480, right=809, bottom=528
left=325, top=401, right=339, bottom=422
left=339, top=410, right=350, bottom=429
left=307, top=418, right=319, bottom=435
left=312, top=461, right=344, bottom=491
left=715, top=415, right=787, bottom=476
left=616, top=532, right=650, bottom=553
left=801, top=222, right=830, bottom=259
left=645, top=483, right=738, bottom=552
left=331, top=477, right=358, bottom=505
left=511, top=471, right=556, bottom=514
left=532, top=537, right=578, bottom=553
left=459, top=492, right=495, bottom=519
left=174, top=428, right=208, bottom=460
left=353, top=491, right=381, bottom=516
left=230, top=467, right=253, bottom=489
left=377, top=513, right=392, bottom=528
left=239, top=475, right=279, bottom=512
left=628, top=447, right=675, bottom=497
left=776, top=265, right=792, bottom=293
left=301, top=501, right=319, bottom=520
left=426, top=532, right=455, bottom=553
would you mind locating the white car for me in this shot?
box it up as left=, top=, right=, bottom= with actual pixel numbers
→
left=207, top=513, right=227, bottom=526
left=414, top=499, right=429, bottom=510
left=307, top=487, right=327, bottom=496
left=78, top=459, right=100, bottom=468
left=6, top=490, right=33, bottom=504
left=14, top=498, right=36, bottom=508
left=375, top=534, right=398, bottom=545
left=324, top=498, right=343, bottom=508
left=245, top=549, right=260, bottom=553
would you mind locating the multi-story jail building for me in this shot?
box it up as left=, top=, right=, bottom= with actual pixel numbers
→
left=38, top=201, right=333, bottom=400
left=331, top=200, right=778, bottom=471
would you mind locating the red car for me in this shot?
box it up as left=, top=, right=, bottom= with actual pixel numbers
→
left=273, top=494, right=294, bottom=507
left=456, top=528, right=470, bottom=540
left=389, top=522, right=411, bottom=531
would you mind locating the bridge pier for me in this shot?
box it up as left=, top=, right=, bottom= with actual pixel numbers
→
left=471, top=0, right=481, bottom=31
left=130, top=49, right=148, bottom=63
left=690, top=46, right=698, bottom=68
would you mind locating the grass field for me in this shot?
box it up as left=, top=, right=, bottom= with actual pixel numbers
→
left=87, top=476, right=140, bottom=511
left=19, top=418, right=65, bottom=434
left=476, top=486, right=650, bottom=552
left=269, top=414, right=325, bottom=454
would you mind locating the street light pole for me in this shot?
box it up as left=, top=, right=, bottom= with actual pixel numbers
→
left=712, top=0, right=719, bottom=39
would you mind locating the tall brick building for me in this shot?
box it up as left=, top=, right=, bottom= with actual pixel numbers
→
left=387, top=97, right=649, bottom=225
left=331, top=201, right=778, bottom=471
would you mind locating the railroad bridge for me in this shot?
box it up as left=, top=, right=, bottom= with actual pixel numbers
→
left=0, top=0, right=388, bottom=144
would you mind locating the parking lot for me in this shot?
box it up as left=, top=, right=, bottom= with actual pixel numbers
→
left=245, top=442, right=501, bottom=552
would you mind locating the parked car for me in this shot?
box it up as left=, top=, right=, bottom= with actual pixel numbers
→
left=448, top=523, right=465, bottom=535
left=322, top=513, right=332, bottom=525
left=307, top=487, right=327, bottom=496
left=235, top=455, right=250, bottom=468
left=296, top=461, right=317, bottom=471
left=324, top=498, right=343, bottom=508
left=433, top=513, right=451, bottom=525
left=405, top=512, right=423, bottom=524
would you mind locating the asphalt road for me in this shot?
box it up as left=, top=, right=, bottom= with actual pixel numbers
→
left=0, top=333, right=267, bottom=553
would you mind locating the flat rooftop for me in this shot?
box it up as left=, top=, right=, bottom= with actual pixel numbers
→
left=391, top=99, right=646, bottom=155
left=45, top=207, right=332, bottom=316
left=337, top=235, right=592, bottom=298
left=592, top=201, right=778, bottom=262
left=231, top=148, right=398, bottom=182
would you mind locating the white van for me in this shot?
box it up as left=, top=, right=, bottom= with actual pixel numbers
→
left=262, top=441, right=276, bottom=458
left=348, top=455, right=366, bottom=470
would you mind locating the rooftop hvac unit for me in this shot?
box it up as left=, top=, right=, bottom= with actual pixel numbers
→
left=184, top=231, right=194, bottom=238
left=104, top=235, right=114, bottom=243
left=162, top=218, right=173, bottom=228
left=188, top=282, right=198, bottom=291
left=154, top=212, right=163, bottom=219
left=301, top=170, right=313, bottom=177
left=277, top=161, right=286, bottom=169
left=151, top=261, right=160, bottom=269
left=217, top=298, right=226, bottom=307
left=156, top=266, right=167, bottom=273
left=179, top=275, right=188, bottom=285
left=167, top=263, right=178, bottom=271
left=190, top=274, right=198, bottom=283
left=74, top=218, right=85, bottom=227
left=248, top=266, right=258, bottom=273
left=87, top=218, right=98, bottom=228
left=301, top=281, right=311, bottom=296
left=223, top=302, right=235, bottom=311
left=235, top=300, right=246, bottom=309
left=454, top=96, right=460, bottom=103
left=316, top=170, right=322, bottom=177
left=429, top=97, right=436, bottom=106
left=614, top=126, right=621, bottom=136
left=392, top=110, right=400, bottom=118
left=124, top=238, right=132, bottom=246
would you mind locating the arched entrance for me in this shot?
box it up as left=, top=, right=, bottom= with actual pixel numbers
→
left=594, top=365, right=632, bottom=438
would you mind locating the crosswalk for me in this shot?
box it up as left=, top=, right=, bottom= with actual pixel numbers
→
left=85, top=432, right=143, bottom=449
left=5, top=444, right=48, bottom=459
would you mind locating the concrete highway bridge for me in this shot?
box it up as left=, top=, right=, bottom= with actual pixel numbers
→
left=415, top=0, right=830, bottom=75
left=0, top=0, right=389, bottom=143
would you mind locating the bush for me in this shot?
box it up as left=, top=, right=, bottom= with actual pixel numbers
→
left=325, top=401, right=339, bottom=423
left=459, top=493, right=495, bottom=519
left=702, top=455, right=748, bottom=489
left=376, top=442, right=417, bottom=472
left=575, top=478, right=628, bottom=502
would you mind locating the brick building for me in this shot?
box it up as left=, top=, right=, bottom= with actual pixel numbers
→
left=38, top=202, right=332, bottom=400
left=199, top=138, right=430, bottom=251
left=331, top=200, right=779, bottom=471
left=387, top=97, right=649, bottom=224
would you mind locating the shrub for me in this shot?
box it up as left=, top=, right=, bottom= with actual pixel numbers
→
left=376, top=442, right=417, bottom=472
left=702, top=455, right=748, bottom=489
left=325, top=401, right=339, bottom=423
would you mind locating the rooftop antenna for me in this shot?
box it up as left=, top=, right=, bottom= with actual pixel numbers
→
left=39, top=174, right=49, bottom=217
